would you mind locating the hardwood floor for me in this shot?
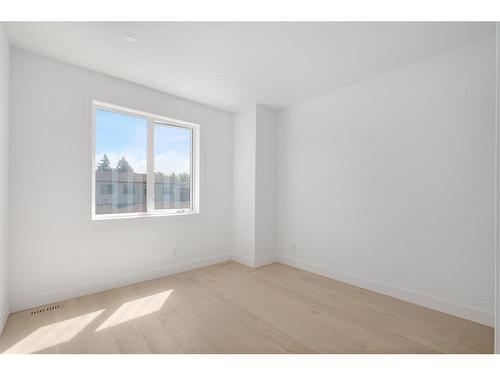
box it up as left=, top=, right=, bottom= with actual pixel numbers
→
left=0, top=261, right=494, bottom=354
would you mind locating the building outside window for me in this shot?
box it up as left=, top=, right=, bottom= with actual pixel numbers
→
left=92, top=101, right=199, bottom=219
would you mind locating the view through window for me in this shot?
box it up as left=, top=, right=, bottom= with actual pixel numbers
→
left=94, top=104, right=196, bottom=217
left=154, top=123, right=192, bottom=210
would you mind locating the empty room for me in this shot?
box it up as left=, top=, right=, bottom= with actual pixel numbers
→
left=1, top=10, right=500, bottom=368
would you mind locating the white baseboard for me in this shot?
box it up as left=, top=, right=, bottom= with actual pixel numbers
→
left=232, top=254, right=276, bottom=268
left=277, top=255, right=494, bottom=327
left=9, top=251, right=493, bottom=328
left=232, top=254, right=256, bottom=268
left=254, top=256, right=276, bottom=268
left=10, top=252, right=232, bottom=313
left=0, top=304, right=9, bottom=336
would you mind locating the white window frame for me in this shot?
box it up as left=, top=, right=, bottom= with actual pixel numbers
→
left=91, top=100, right=200, bottom=220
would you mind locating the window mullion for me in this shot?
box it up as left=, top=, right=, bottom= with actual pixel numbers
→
left=147, top=118, right=155, bottom=213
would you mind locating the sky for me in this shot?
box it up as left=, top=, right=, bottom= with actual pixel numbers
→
left=95, top=109, right=191, bottom=175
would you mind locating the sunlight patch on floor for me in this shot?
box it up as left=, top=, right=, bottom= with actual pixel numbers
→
left=96, top=290, right=173, bottom=331
left=5, top=310, right=104, bottom=353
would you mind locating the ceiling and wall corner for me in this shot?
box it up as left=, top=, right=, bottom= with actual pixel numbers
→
left=4, top=22, right=495, bottom=113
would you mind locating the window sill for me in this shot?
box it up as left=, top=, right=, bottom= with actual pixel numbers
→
left=91, top=210, right=201, bottom=221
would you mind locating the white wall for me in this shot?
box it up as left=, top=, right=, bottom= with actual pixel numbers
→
left=276, top=36, right=496, bottom=325
left=9, top=49, right=234, bottom=311
left=495, top=22, right=500, bottom=353
left=0, top=25, right=10, bottom=333
left=232, top=105, right=257, bottom=266
left=232, top=104, right=277, bottom=267
left=255, top=105, right=277, bottom=265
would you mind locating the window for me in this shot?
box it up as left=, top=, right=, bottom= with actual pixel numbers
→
left=154, top=124, right=192, bottom=210
left=100, top=184, right=114, bottom=195
left=92, top=101, right=199, bottom=219
left=123, top=184, right=136, bottom=195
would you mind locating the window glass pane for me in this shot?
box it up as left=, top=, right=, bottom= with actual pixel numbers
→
left=95, top=109, right=147, bottom=215
left=154, top=124, right=192, bottom=210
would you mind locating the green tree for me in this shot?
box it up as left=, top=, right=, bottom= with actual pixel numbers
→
left=168, top=173, right=178, bottom=183
left=96, top=153, right=112, bottom=172
left=179, top=173, right=190, bottom=184
left=114, top=156, right=134, bottom=173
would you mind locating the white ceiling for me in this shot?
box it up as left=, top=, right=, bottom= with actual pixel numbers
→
left=5, top=22, right=494, bottom=113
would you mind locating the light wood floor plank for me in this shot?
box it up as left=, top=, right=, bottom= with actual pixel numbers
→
left=158, top=311, right=216, bottom=353
left=0, top=261, right=493, bottom=354
left=264, top=263, right=492, bottom=353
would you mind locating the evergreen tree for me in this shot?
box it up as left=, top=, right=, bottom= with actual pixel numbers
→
left=114, top=156, right=134, bottom=172
left=96, top=153, right=112, bottom=172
